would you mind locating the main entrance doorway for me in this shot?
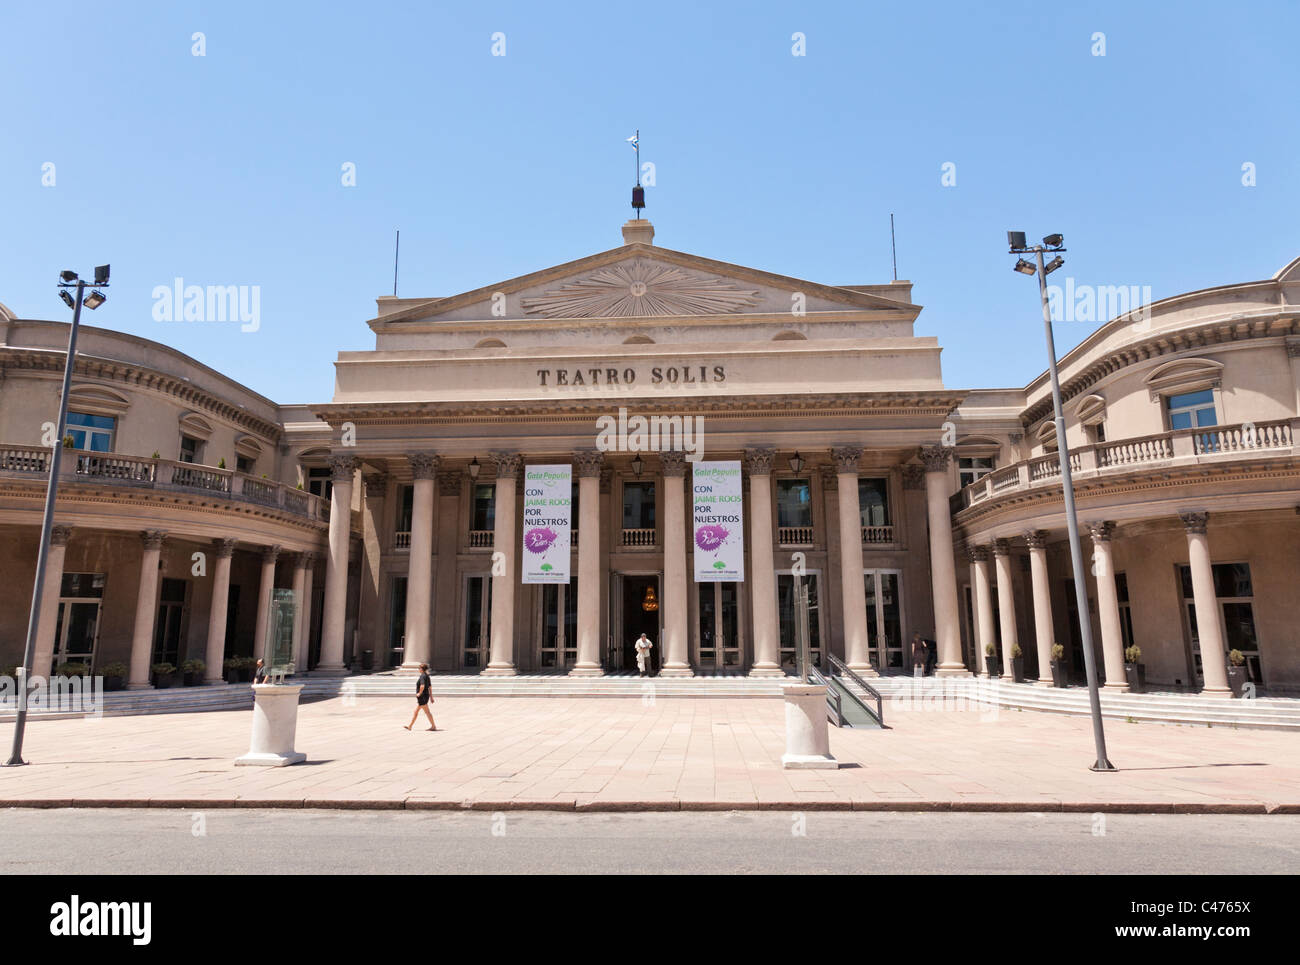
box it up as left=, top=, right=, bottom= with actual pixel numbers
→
left=614, top=573, right=661, bottom=673
left=536, top=581, right=578, bottom=670
left=461, top=574, right=492, bottom=670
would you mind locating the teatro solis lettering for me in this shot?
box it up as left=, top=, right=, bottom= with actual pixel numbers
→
left=536, top=365, right=726, bottom=386
left=49, top=895, right=151, bottom=945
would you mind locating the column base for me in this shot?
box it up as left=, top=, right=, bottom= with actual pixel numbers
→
left=748, top=664, right=786, bottom=678
left=1102, top=681, right=1130, bottom=693
left=1035, top=677, right=1056, bottom=686
left=310, top=665, right=350, bottom=677
left=204, top=678, right=229, bottom=686
left=658, top=665, right=694, bottom=678
left=397, top=662, right=426, bottom=675
left=126, top=682, right=155, bottom=691
left=847, top=662, right=879, bottom=677
left=568, top=664, right=605, bottom=677
left=935, top=663, right=972, bottom=678
left=481, top=664, right=518, bottom=677
left=1199, top=686, right=1234, bottom=698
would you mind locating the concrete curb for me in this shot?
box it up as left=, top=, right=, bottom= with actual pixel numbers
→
left=1, top=798, right=1293, bottom=814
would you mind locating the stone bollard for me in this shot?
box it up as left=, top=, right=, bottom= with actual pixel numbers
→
left=235, top=683, right=306, bottom=766
left=781, top=682, right=838, bottom=769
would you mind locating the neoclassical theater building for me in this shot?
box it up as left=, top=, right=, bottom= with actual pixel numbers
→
left=2, top=218, right=1297, bottom=693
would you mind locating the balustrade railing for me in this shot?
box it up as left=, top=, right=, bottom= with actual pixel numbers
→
left=622, top=527, right=657, bottom=547
left=778, top=526, right=814, bottom=545
left=862, top=525, right=895, bottom=544
left=468, top=529, right=493, bottom=548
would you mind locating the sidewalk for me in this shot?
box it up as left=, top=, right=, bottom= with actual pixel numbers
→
left=1, top=695, right=1297, bottom=812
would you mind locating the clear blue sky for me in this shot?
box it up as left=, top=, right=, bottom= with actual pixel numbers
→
left=3, top=1, right=1296, bottom=403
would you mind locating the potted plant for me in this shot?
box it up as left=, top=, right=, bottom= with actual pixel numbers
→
left=1226, top=649, right=1248, bottom=698
left=1011, top=644, right=1025, bottom=683
left=151, top=662, right=177, bottom=689
left=984, top=641, right=1000, bottom=677
left=181, top=658, right=206, bottom=686
left=100, top=661, right=128, bottom=691
left=1050, top=643, right=1069, bottom=688
left=62, top=435, right=75, bottom=448
left=151, top=450, right=161, bottom=459
left=1124, top=645, right=1145, bottom=693
left=237, top=656, right=255, bottom=682
left=217, top=457, right=226, bottom=469
left=223, top=657, right=241, bottom=684
left=55, top=661, right=90, bottom=678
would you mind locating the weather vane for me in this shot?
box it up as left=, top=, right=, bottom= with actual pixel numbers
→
left=627, top=130, right=645, bottom=219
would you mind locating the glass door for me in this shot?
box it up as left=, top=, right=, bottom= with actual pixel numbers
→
left=462, top=574, right=492, bottom=669
left=152, top=578, right=188, bottom=666
left=696, top=582, right=742, bottom=671
left=538, top=581, right=578, bottom=669
left=52, top=572, right=105, bottom=674
left=777, top=572, right=821, bottom=670
left=863, top=569, right=904, bottom=670
left=388, top=576, right=407, bottom=669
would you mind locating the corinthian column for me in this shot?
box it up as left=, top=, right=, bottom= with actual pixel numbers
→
left=572, top=450, right=605, bottom=676
left=403, top=452, right=440, bottom=670
left=128, top=530, right=167, bottom=689
left=204, top=538, right=237, bottom=683
left=970, top=545, right=996, bottom=676
left=1180, top=512, right=1231, bottom=696
left=251, top=543, right=281, bottom=663
left=484, top=452, right=520, bottom=676
left=832, top=447, right=873, bottom=674
left=659, top=451, right=692, bottom=677
left=316, top=453, right=357, bottom=675
left=1022, top=530, right=1056, bottom=685
left=745, top=449, right=783, bottom=676
left=992, top=539, right=1021, bottom=678
left=919, top=447, right=967, bottom=676
left=1087, top=521, right=1128, bottom=691
left=32, top=525, right=73, bottom=678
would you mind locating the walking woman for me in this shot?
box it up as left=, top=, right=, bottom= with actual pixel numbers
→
left=404, top=663, right=436, bottom=731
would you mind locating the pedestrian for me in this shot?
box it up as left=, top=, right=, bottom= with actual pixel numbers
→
left=924, top=636, right=938, bottom=676
left=252, top=658, right=267, bottom=685
left=634, top=633, right=654, bottom=677
left=911, top=633, right=927, bottom=679
left=404, top=663, right=436, bottom=731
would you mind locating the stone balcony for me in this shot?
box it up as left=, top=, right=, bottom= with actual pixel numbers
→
left=950, top=419, right=1300, bottom=519
left=0, top=443, right=332, bottom=527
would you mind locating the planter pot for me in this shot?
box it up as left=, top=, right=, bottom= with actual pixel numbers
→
left=183, top=672, right=200, bottom=687
left=1050, top=660, right=1069, bottom=688
left=1124, top=663, right=1145, bottom=694
left=1012, top=657, right=1025, bottom=683
left=984, top=656, right=1001, bottom=677
left=225, top=668, right=240, bottom=684
left=361, top=649, right=374, bottom=671
left=1226, top=666, right=1247, bottom=698
left=238, top=668, right=253, bottom=683
left=103, top=675, right=124, bottom=692
left=152, top=672, right=176, bottom=690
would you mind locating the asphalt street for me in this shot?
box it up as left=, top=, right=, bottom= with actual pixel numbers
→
left=1, top=809, right=1296, bottom=874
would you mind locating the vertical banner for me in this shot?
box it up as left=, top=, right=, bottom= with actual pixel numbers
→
left=521, top=464, right=572, bottom=583
left=692, top=460, right=744, bottom=582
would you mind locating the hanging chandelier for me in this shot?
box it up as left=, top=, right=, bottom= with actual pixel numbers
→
left=641, top=585, right=659, bottom=612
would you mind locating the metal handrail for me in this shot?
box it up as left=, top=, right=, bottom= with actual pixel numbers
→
left=828, top=653, right=885, bottom=726
left=809, top=664, right=844, bottom=727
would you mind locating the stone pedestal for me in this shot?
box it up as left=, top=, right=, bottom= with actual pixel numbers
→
left=780, top=683, right=838, bottom=769
left=235, top=683, right=306, bottom=766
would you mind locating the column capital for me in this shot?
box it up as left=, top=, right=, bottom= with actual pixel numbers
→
left=660, top=450, right=688, bottom=477
left=901, top=464, right=927, bottom=490
left=573, top=449, right=605, bottom=478
left=1022, top=529, right=1048, bottom=551
left=831, top=446, right=862, bottom=474
left=490, top=451, right=520, bottom=481
left=50, top=524, right=74, bottom=547
left=437, top=470, right=462, bottom=495
left=743, top=448, right=774, bottom=476
left=992, top=537, right=1014, bottom=558
left=213, top=537, right=237, bottom=559
left=1086, top=520, right=1116, bottom=542
left=327, top=453, right=360, bottom=481
left=407, top=452, right=441, bottom=479
left=362, top=472, right=389, bottom=497
left=140, top=529, right=167, bottom=550
left=296, top=550, right=319, bottom=569
left=261, top=544, right=283, bottom=564
left=966, top=543, right=990, bottom=563
left=918, top=445, right=954, bottom=473
left=1178, top=511, right=1208, bottom=535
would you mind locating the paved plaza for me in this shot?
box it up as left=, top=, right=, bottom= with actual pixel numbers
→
left=2, top=694, right=1297, bottom=812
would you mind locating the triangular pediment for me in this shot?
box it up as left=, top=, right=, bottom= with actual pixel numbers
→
left=370, top=243, right=918, bottom=329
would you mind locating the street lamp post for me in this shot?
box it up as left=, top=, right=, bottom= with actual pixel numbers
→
left=5, top=266, right=110, bottom=767
left=1007, top=233, right=1115, bottom=772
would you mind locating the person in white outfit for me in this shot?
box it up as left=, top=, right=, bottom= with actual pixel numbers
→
left=634, top=633, right=654, bottom=677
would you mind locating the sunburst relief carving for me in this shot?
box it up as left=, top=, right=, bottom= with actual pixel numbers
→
left=520, top=260, right=761, bottom=318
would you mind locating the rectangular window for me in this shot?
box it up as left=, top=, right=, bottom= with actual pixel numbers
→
left=236, top=455, right=253, bottom=474
left=307, top=467, right=332, bottom=501
left=1179, top=562, right=1261, bottom=684
left=1116, top=571, right=1135, bottom=651
left=471, top=483, right=496, bottom=531
left=857, top=477, right=890, bottom=527
left=622, top=481, right=656, bottom=530
left=958, top=456, right=995, bottom=489
left=66, top=412, right=116, bottom=452
left=1166, top=389, right=1217, bottom=431
left=776, top=479, right=812, bottom=528
left=179, top=436, right=200, bottom=464
left=396, top=484, right=414, bottom=534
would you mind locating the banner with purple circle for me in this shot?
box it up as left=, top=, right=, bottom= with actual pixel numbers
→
left=521, top=464, right=572, bottom=584
left=692, top=460, right=744, bottom=583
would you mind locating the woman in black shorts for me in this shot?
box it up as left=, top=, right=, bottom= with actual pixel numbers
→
left=404, top=663, right=436, bottom=731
